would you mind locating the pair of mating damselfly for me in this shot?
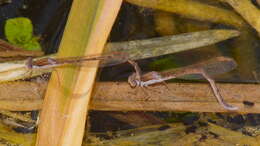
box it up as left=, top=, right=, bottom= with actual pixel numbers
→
left=24, top=52, right=238, bottom=110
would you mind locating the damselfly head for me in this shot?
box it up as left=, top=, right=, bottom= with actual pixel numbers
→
left=25, top=57, right=33, bottom=69
left=128, top=72, right=138, bottom=88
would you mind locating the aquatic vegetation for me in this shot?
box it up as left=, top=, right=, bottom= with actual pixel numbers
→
left=4, top=17, right=41, bottom=51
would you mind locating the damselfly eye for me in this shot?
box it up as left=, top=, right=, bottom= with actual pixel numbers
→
left=25, top=57, right=33, bottom=69
left=128, top=73, right=137, bottom=88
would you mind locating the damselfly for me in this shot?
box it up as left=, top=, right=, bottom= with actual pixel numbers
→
left=25, top=52, right=128, bottom=70
left=128, top=57, right=238, bottom=111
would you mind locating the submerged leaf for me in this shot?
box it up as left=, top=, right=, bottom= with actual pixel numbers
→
left=125, top=0, right=245, bottom=28
left=4, top=17, right=41, bottom=51
left=5, top=17, right=33, bottom=44
left=224, top=0, right=260, bottom=35
left=18, top=37, right=41, bottom=51
left=105, top=29, right=240, bottom=61
left=149, top=57, right=180, bottom=71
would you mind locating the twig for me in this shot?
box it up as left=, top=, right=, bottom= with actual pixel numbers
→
left=1, top=81, right=260, bottom=113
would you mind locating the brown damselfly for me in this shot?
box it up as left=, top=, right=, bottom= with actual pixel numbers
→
left=22, top=52, right=128, bottom=91
left=128, top=56, right=238, bottom=111
left=24, top=52, right=238, bottom=110
left=25, top=52, right=128, bottom=70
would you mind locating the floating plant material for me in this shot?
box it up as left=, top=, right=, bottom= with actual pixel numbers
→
left=4, top=17, right=41, bottom=51
left=0, top=110, right=35, bottom=123
left=0, top=39, right=43, bottom=57
left=105, top=29, right=240, bottom=60
left=153, top=11, right=179, bottom=36
left=223, top=0, right=260, bottom=35
left=230, top=29, right=258, bottom=81
left=0, top=29, right=239, bottom=82
left=0, top=81, right=44, bottom=111
left=85, top=123, right=259, bottom=145
left=125, top=0, right=246, bottom=28
left=3, top=81, right=260, bottom=112
left=0, top=121, right=35, bottom=145
left=0, top=57, right=51, bottom=82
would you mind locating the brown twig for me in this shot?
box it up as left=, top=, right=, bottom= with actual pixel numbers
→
left=0, top=39, right=43, bottom=57
left=1, top=81, right=260, bottom=113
